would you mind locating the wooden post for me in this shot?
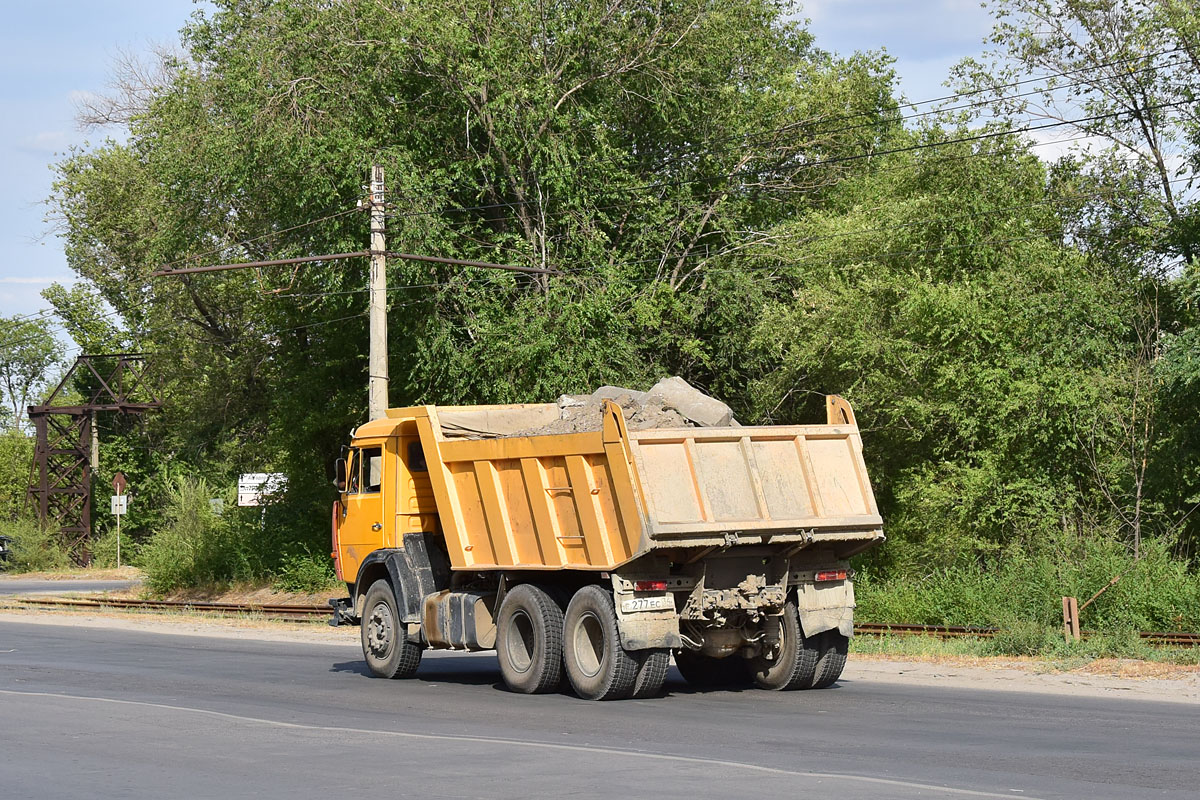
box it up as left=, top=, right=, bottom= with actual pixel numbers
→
left=368, top=165, right=389, bottom=420
left=1061, top=596, right=1080, bottom=643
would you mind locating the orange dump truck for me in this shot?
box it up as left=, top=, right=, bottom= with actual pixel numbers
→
left=329, top=396, right=883, bottom=700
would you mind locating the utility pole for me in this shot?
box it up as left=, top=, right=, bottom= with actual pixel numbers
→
left=151, top=169, right=559, bottom=422
left=368, top=165, right=389, bottom=420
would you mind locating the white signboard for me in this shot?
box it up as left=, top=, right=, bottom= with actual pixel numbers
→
left=110, top=495, right=129, bottom=515
left=238, top=473, right=287, bottom=507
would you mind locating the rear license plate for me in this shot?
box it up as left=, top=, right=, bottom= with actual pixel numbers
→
left=620, top=595, right=673, bottom=614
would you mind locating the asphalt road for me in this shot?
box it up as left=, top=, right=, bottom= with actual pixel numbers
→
left=0, top=619, right=1195, bottom=800
left=0, top=578, right=140, bottom=595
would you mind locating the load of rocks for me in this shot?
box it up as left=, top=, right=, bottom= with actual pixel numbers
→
left=512, top=376, right=738, bottom=436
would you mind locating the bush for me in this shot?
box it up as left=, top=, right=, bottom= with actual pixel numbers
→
left=88, top=523, right=138, bottom=569
left=0, top=517, right=71, bottom=572
left=854, top=532, right=1200, bottom=634
left=985, top=616, right=1058, bottom=657
left=138, top=477, right=258, bottom=593
left=273, top=550, right=337, bottom=593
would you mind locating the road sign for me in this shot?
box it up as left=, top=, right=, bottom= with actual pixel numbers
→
left=111, top=495, right=128, bottom=515
left=112, top=471, right=127, bottom=495
left=238, top=473, right=287, bottom=507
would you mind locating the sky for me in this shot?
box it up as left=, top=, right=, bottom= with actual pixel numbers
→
left=0, top=0, right=998, bottom=348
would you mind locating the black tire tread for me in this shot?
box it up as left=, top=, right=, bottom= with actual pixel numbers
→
left=496, top=583, right=565, bottom=694
left=750, top=602, right=818, bottom=691
left=564, top=586, right=638, bottom=701
left=361, top=580, right=423, bottom=679
left=810, top=630, right=849, bottom=689
left=630, top=648, right=671, bottom=699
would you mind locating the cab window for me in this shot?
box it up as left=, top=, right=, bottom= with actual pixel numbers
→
left=346, top=446, right=382, bottom=495
left=361, top=446, right=383, bottom=494
left=346, top=449, right=361, bottom=493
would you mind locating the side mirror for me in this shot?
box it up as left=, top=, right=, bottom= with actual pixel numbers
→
left=334, top=457, right=347, bottom=492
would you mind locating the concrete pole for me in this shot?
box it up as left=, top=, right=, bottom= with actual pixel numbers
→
left=368, top=165, right=389, bottom=420
left=90, top=411, right=99, bottom=470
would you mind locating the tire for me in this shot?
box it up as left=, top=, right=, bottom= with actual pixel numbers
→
left=496, top=583, right=565, bottom=694
left=563, top=585, right=638, bottom=700
left=630, top=648, right=671, bottom=699
left=674, top=649, right=750, bottom=688
left=748, top=601, right=818, bottom=691
left=811, top=630, right=849, bottom=689
left=361, top=580, right=423, bottom=679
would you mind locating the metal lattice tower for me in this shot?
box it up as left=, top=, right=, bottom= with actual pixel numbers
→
left=27, top=354, right=162, bottom=560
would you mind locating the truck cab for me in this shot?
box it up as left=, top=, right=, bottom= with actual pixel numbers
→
left=333, top=418, right=439, bottom=587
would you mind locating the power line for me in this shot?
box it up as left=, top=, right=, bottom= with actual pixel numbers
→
left=379, top=98, right=1195, bottom=227
left=155, top=206, right=364, bottom=272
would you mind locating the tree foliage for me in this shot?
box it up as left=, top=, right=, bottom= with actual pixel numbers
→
left=42, top=0, right=1200, bottom=583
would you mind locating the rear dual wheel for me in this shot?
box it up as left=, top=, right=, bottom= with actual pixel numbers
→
left=748, top=602, right=848, bottom=690
left=496, top=583, right=564, bottom=694
left=812, top=629, right=849, bottom=688
left=563, top=586, right=670, bottom=700
left=496, top=583, right=667, bottom=700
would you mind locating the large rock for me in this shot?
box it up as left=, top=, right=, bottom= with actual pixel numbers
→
left=648, top=376, right=737, bottom=428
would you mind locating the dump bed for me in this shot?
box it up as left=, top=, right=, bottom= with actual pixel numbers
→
left=404, top=396, right=883, bottom=572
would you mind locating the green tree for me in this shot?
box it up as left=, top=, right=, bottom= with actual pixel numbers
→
left=952, top=0, right=1200, bottom=556
left=0, top=316, right=60, bottom=431
left=50, top=0, right=899, bottom=561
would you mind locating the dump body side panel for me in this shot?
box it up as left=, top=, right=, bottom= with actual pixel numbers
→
left=413, top=405, right=646, bottom=570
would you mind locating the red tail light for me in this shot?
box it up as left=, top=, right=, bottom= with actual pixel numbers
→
left=633, top=580, right=669, bottom=591
left=331, top=500, right=344, bottom=581
left=815, top=570, right=848, bottom=582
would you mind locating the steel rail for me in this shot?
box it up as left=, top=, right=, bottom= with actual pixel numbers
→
left=855, top=622, right=1200, bottom=647
left=15, top=597, right=328, bottom=621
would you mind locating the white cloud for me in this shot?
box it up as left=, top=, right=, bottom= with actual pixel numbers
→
left=17, top=130, right=71, bottom=154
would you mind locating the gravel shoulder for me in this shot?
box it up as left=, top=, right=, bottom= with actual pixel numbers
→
left=2, top=606, right=1197, bottom=704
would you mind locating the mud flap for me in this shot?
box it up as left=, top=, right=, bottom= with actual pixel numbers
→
left=795, top=579, right=856, bottom=639
left=611, top=576, right=682, bottom=651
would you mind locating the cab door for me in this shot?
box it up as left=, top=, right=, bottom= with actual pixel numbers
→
left=339, top=440, right=388, bottom=579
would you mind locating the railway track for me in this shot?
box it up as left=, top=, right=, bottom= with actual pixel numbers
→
left=855, top=621, right=1200, bottom=647
left=15, top=596, right=328, bottom=622
left=9, top=596, right=1199, bottom=646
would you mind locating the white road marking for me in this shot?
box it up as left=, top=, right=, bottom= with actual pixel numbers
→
left=0, top=688, right=1044, bottom=799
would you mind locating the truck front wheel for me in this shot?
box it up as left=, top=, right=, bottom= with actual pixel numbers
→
left=563, top=585, right=638, bottom=700
left=748, top=601, right=818, bottom=691
left=496, top=583, right=565, bottom=694
left=361, top=580, right=423, bottom=679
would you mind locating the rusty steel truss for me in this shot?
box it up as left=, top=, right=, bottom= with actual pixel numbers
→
left=27, top=354, right=162, bottom=558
